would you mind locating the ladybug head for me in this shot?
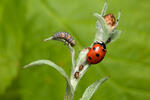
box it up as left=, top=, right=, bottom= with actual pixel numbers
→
left=93, top=41, right=106, bottom=50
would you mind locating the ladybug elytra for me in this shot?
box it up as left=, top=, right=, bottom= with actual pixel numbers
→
left=87, top=41, right=106, bottom=64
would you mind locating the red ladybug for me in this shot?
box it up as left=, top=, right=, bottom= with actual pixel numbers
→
left=87, top=41, right=106, bottom=64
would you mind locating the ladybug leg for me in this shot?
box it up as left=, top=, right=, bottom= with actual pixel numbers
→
left=56, top=39, right=70, bottom=46
left=58, top=39, right=69, bottom=46
left=64, top=40, right=70, bottom=46
left=57, top=39, right=65, bottom=44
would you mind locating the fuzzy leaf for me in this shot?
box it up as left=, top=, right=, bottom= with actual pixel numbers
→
left=80, top=77, right=109, bottom=100
left=111, top=30, right=122, bottom=42
left=101, top=1, right=108, bottom=16
left=71, top=48, right=90, bottom=90
left=94, top=13, right=109, bottom=34
left=94, top=13, right=110, bottom=42
left=24, top=60, right=69, bottom=83
left=44, top=36, right=76, bottom=69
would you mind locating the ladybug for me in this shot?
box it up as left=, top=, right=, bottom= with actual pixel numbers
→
left=87, top=41, right=106, bottom=64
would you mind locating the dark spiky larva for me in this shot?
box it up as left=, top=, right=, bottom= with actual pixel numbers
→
left=52, top=32, right=75, bottom=47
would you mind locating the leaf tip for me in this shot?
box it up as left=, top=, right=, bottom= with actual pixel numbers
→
left=104, top=76, right=109, bottom=80
left=23, top=64, right=30, bottom=69
left=93, top=13, right=100, bottom=18
left=43, top=36, right=53, bottom=42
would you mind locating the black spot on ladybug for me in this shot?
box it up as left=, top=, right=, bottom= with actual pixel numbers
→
left=96, top=54, right=100, bottom=57
left=93, top=47, right=95, bottom=50
left=88, top=57, right=92, bottom=60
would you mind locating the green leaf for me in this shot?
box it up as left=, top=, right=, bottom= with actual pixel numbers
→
left=80, top=77, right=109, bottom=100
left=24, top=60, right=73, bottom=100
left=24, top=60, right=69, bottom=83
left=111, top=30, right=122, bottom=42
left=94, top=13, right=109, bottom=34
left=101, top=1, right=107, bottom=16
left=70, top=48, right=90, bottom=90
left=43, top=36, right=76, bottom=69
left=94, top=13, right=110, bottom=42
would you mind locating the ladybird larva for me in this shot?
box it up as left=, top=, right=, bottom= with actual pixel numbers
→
left=79, top=64, right=84, bottom=71
left=52, top=32, right=75, bottom=47
left=74, top=71, right=79, bottom=79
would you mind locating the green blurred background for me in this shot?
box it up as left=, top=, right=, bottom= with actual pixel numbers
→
left=0, top=0, right=150, bottom=100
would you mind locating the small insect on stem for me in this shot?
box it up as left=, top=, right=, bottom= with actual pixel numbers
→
left=79, top=64, right=84, bottom=71
left=87, top=41, right=106, bottom=64
left=103, top=13, right=116, bottom=27
left=52, top=32, right=75, bottom=47
left=43, top=32, right=75, bottom=47
left=74, top=72, right=79, bottom=79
